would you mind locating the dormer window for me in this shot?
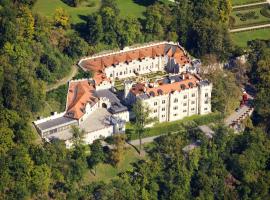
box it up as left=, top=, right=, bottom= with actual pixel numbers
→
left=149, top=91, right=155, bottom=97
left=180, top=84, right=186, bottom=90
left=188, top=82, right=194, bottom=88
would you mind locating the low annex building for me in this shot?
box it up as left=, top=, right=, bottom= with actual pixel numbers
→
left=34, top=79, right=129, bottom=148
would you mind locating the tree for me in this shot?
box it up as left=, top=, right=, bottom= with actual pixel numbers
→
left=88, top=140, right=105, bottom=175
left=64, top=33, right=89, bottom=59
left=30, top=164, right=51, bottom=194
left=53, top=8, right=70, bottom=29
left=111, top=134, right=126, bottom=166
left=86, top=13, right=103, bottom=45
left=205, top=69, right=241, bottom=115
left=71, top=126, right=85, bottom=146
left=248, top=40, right=270, bottom=132
left=101, top=0, right=119, bottom=14
left=132, top=99, right=155, bottom=154
left=0, top=127, right=14, bottom=154
left=116, top=17, right=143, bottom=48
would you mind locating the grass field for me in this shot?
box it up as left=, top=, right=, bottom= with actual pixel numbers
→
left=231, top=28, right=270, bottom=47
left=82, top=146, right=143, bottom=183
left=116, top=0, right=147, bottom=18
left=232, top=0, right=265, bottom=6
left=33, top=0, right=100, bottom=24
left=33, top=0, right=153, bottom=23
left=126, top=112, right=223, bottom=140
left=231, top=6, right=270, bottom=28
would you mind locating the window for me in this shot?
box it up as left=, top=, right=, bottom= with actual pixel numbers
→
left=154, top=102, right=158, bottom=106
left=184, top=95, right=187, bottom=99
left=110, top=74, right=113, bottom=77
left=116, top=73, right=118, bottom=76
left=162, top=107, right=165, bottom=111
left=173, top=106, right=178, bottom=110
left=183, top=110, right=187, bottom=113
left=173, top=113, right=177, bottom=116
left=205, top=93, right=209, bottom=97
left=183, top=103, right=187, bottom=106
left=162, top=100, right=166, bottom=104
left=204, top=107, right=208, bottom=111
left=154, top=109, right=157, bottom=113
left=191, top=108, right=195, bottom=111
left=192, top=93, right=195, bottom=97
left=191, top=101, right=195, bottom=105
left=174, top=98, right=178, bottom=103
left=205, top=100, right=209, bottom=104
left=120, top=72, right=122, bottom=75
left=162, top=115, right=165, bottom=118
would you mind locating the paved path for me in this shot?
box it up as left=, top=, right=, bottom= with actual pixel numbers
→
left=232, top=1, right=268, bottom=9
left=229, top=23, right=270, bottom=33
left=127, top=135, right=161, bottom=146
left=225, top=93, right=254, bottom=126
left=46, top=65, right=78, bottom=92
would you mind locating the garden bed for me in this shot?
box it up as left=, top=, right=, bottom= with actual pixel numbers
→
left=230, top=4, right=270, bottom=29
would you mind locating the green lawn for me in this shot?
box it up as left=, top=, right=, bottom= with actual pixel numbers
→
left=232, top=0, right=265, bottom=6
left=231, top=28, right=270, bottom=47
left=33, top=0, right=100, bottom=24
left=82, top=147, right=143, bottom=183
left=231, top=6, right=270, bottom=28
left=116, top=0, right=147, bottom=18
left=126, top=112, right=223, bottom=140
left=33, top=0, right=148, bottom=23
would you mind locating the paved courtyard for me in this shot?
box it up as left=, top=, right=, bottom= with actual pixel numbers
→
left=80, top=108, right=112, bottom=133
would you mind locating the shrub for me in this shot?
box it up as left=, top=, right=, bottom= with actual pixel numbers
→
left=260, top=6, right=270, bottom=18
left=229, top=16, right=236, bottom=28
left=236, top=11, right=258, bottom=21
left=88, top=1, right=96, bottom=7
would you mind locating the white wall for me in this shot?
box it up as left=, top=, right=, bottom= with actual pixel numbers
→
left=104, top=56, right=165, bottom=80
left=139, top=84, right=210, bottom=123
left=198, top=83, right=212, bottom=115
left=83, top=126, right=114, bottom=144
left=113, top=111, right=130, bottom=122
left=95, top=80, right=112, bottom=91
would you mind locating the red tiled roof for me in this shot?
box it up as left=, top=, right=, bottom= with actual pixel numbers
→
left=65, top=80, right=97, bottom=120
left=131, top=74, right=200, bottom=96
left=81, top=44, right=189, bottom=73
left=93, top=72, right=111, bottom=86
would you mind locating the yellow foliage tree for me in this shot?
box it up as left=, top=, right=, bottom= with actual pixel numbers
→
left=53, top=8, right=70, bottom=29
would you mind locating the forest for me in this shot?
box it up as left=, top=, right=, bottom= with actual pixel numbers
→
left=0, top=0, right=269, bottom=199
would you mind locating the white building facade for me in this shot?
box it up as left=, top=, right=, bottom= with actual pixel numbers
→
left=125, top=74, right=212, bottom=123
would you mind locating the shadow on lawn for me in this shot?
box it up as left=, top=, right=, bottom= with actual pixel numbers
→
left=133, top=0, right=158, bottom=6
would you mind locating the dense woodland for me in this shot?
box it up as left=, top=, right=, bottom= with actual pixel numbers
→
left=0, top=0, right=269, bottom=199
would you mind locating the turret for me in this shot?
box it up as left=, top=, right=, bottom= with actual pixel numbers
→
left=124, top=80, right=133, bottom=100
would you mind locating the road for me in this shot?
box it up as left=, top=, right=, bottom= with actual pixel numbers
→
left=127, top=135, right=161, bottom=146
left=232, top=1, right=268, bottom=9
left=230, top=24, right=270, bottom=33
left=225, top=92, right=254, bottom=126
left=46, top=65, right=78, bottom=92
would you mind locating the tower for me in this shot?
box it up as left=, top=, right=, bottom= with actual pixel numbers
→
left=124, top=80, right=133, bottom=101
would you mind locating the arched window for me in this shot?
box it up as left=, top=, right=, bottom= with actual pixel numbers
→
left=188, top=82, right=194, bottom=88
left=180, top=84, right=186, bottom=90
left=149, top=91, right=155, bottom=97
left=157, top=89, right=163, bottom=95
